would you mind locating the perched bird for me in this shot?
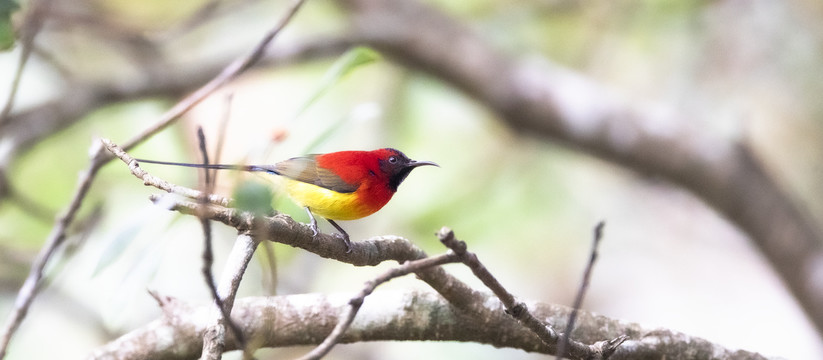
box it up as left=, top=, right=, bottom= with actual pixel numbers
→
left=136, top=148, right=438, bottom=252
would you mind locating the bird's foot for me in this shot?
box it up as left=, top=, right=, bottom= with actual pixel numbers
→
left=304, top=207, right=319, bottom=237
left=327, top=219, right=353, bottom=253
left=308, top=221, right=318, bottom=237
left=333, top=233, right=353, bottom=253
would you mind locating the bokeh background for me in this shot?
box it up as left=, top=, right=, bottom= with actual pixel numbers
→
left=1, top=0, right=822, bottom=358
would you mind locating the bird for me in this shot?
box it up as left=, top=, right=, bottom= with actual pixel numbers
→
left=135, top=148, right=438, bottom=252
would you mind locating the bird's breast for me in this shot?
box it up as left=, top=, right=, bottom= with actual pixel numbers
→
left=283, top=179, right=393, bottom=220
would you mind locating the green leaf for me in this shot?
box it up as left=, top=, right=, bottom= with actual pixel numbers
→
left=233, top=180, right=274, bottom=216
left=0, top=0, right=18, bottom=51
left=293, top=46, right=382, bottom=118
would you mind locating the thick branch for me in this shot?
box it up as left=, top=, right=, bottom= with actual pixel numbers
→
left=335, top=0, right=823, bottom=335
left=87, top=291, right=772, bottom=360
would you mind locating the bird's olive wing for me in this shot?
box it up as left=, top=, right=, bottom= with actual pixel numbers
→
left=274, top=156, right=358, bottom=193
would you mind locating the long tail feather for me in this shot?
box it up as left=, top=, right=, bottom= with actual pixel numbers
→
left=134, top=158, right=279, bottom=175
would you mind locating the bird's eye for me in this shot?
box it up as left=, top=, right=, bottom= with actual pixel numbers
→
left=388, top=156, right=398, bottom=164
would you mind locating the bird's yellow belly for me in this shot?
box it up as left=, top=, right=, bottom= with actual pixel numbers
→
left=284, top=180, right=373, bottom=220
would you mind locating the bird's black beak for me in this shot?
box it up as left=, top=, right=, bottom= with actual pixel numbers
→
left=408, top=160, right=439, bottom=168
left=388, top=159, right=439, bottom=191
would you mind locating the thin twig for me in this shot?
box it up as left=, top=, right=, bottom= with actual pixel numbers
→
left=436, top=227, right=625, bottom=360
left=196, top=128, right=252, bottom=360
left=556, top=221, right=615, bottom=359
left=216, top=234, right=259, bottom=358
left=0, top=1, right=308, bottom=355
left=197, top=128, right=228, bottom=360
left=102, top=138, right=230, bottom=206
left=298, top=253, right=459, bottom=360
left=198, top=127, right=213, bottom=186
left=435, top=228, right=558, bottom=344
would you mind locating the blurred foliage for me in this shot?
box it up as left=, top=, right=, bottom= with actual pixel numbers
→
left=233, top=180, right=274, bottom=215
left=0, top=0, right=14, bottom=51
left=0, top=0, right=16, bottom=50
left=1, top=0, right=822, bottom=359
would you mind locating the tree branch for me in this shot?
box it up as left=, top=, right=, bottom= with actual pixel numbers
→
left=87, top=291, right=773, bottom=360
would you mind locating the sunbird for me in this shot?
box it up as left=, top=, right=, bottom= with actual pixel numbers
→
left=136, top=148, right=438, bottom=252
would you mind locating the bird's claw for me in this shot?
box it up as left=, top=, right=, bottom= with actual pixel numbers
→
left=326, top=219, right=353, bottom=253
left=333, top=233, right=353, bottom=253
left=308, top=214, right=352, bottom=253
left=305, top=207, right=319, bottom=237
